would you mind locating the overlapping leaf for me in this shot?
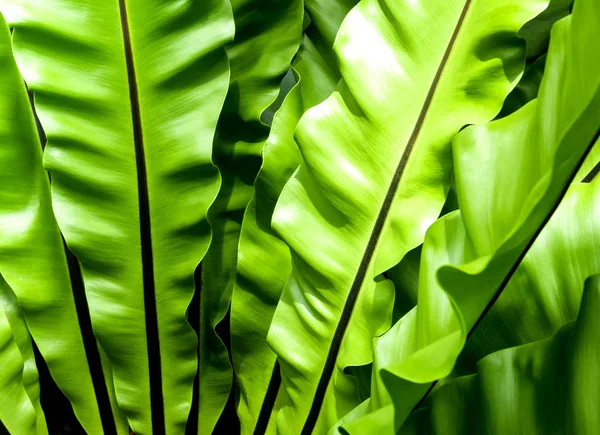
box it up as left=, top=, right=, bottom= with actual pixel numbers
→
left=347, top=0, right=600, bottom=431
left=519, top=0, right=573, bottom=59
left=0, top=276, right=45, bottom=435
left=400, top=275, right=600, bottom=434
left=498, top=55, right=546, bottom=118
left=267, top=0, right=548, bottom=432
left=0, top=0, right=235, bottom=432
left=0, top=12, right=126, bottom=434
left=576, top=139, right=600, bottom=182
left=460, top=179, right=600, bottom=370
left=199, top=1, right=304, bottom=432
left=230, top=0, right=358, bottom=432
left=384, top=0, right=571, bottom=319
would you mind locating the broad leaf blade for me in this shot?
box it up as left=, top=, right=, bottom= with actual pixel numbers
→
left=401, top=275, right=600, bottom=434
left=462, top=180, right=600, bottom=368
left=231, top=1, right=358, bottom=432
left=199, top=1, right=304, bottom=432
left=2, top=1, right=235, bottom=432
left=0, top=11, right=125, bottom=434
left=358, top=0, right=600, bottom=430
left=268, top=0, right=547, bottom=432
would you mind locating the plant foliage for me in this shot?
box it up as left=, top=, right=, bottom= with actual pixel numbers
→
left=0, top=0, right=597, bottom=434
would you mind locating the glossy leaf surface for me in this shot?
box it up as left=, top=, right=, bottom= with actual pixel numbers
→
left=231, top=0, right=358, bottom=432
left=400, top=275, right=600, bottom=434
left=0, top=12, right=123, bottom=434
left=0, top=277, right=45, bottom=435
left=199, top=1, right=303, bottom=431
left=351, top=0, right=600, bottom=431
left=1, top=1, right=234, bottom=432
left=461, top=180, right=600, bottom=369
left=268, top=0, right=547, bottom=432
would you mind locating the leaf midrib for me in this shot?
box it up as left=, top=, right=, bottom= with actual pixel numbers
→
left=299, top=1, right=475, bottom=433
left=117, top=0, right=164, bottom=432
left=412, top=112, right=600, bottom=415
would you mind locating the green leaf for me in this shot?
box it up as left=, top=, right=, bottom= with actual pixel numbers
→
left=398, top=376, right=476, bottom=435
left=1, top=1, right=235, bottom=432
left=267, top=0, right=548, bottom=432
left=386, top=246, right=421, bottom=323
left=385, top=176, right=463, bottom=327
left=260, top=69, right=296, bottom=127
left=498, top=54, right=546, bottom=118
left=0, top=12, right=126, bottom=434
left=0, top=309, right=39, bottom=435
left=493, top=0, right=572, bottom=119
left=0, top=276, right=46, bottom=435
left=401, top=274, right=600, bottom=434
left=441, top=0, right=600, bottom=368
left=353, top=0, right=600, bottom=430
left=199, top=1, right=304, bottom=432
left=576, top=138, right=600, bottom=182
left=230, top=1, right=358, bottom=432
left=520, top=0, right=573, bottom=59
left=460, top=179, right=600, bottom=371
left=385, top=187, right=461, bottom=326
